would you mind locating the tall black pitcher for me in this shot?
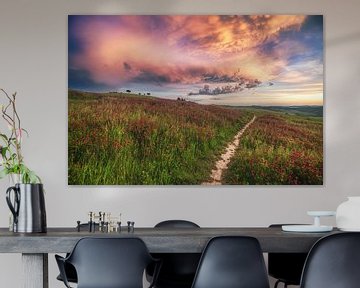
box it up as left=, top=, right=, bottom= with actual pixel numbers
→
left=6, top=183, right=47, bottom=233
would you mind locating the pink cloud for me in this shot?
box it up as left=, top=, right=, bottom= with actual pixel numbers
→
left=70, top=15, right=308, bottom=88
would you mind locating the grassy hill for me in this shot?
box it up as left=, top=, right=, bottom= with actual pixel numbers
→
left=247, top=105, right=323, bottom=117
left=68, top=90, right=323, bottom=185
left=223, top=111, right=323, bottom=185
left=68, top=90, right=253, bottom=185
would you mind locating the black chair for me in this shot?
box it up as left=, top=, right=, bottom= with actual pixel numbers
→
left=147, top=220, right=201, bottom=288
left=300, top=232, right=360, bottom=288
left=268, top=224, right=308, bottom=288
left=56, top=262, right=77, bottom=284
left=55, top=237, right=160, bottom=288
left=191, top=236, right=270, bottom=288
left=56, top=223, right=99, bottom=284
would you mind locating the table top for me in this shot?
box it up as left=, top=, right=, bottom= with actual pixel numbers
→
left=0, top=227, right=339, bottom=254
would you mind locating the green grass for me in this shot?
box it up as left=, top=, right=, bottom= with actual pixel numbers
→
left=222, top=110, right=323, bottom=185
left=68, top=91, right=323, bottom=185
left=68, top=90, right=253, bottom=184
left=247, top=105, right=323, bottom=117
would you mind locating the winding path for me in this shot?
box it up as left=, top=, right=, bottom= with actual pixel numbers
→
left=202, top=115, right=256, bottom=185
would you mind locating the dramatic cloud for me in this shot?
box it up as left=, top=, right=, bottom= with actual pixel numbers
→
left=189, top=78, right=262, bottom=96
left=131, top=70, right=172, bottom=86
left=69, top=15, right=323, bottom=106
left=123, top=62, right=132, bottom=72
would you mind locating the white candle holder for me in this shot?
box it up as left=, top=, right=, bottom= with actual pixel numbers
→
left=282, top=211, right=336, bottom=232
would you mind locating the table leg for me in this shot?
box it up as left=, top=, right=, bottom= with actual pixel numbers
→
left=22, top=253, right=48, bottom=288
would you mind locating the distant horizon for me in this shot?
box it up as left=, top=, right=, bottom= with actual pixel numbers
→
left=69, top=88, right=323, bottom=108
left=69, top=15, right=323, bottom=106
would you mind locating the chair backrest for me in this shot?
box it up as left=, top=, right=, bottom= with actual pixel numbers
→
left=191, top=236, right=270, bottom=288
left=67, top=237, right=154, bottom=288
left=155, top=220, right=200, bottom=228
left=151, top=220, right=201, bottom=285
left=268, top=224, right=308, bottom=285
left=300, top=232, right=360, bottom=288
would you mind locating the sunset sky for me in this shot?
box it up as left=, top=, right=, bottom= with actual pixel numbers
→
left=68, top=15, right=323, bottom=106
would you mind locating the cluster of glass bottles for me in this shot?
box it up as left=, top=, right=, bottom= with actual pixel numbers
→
left=86, top=211, right=122, bottom=232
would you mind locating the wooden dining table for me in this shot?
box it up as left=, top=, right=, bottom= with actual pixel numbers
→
left=0, top=226, right=339, bottom=288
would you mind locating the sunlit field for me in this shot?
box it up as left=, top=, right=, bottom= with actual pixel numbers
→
left=223, top=111, right=323, bottom=185
left=69, top=91, right=322, bottom=185
left=68, top=90, right=253, bottom=185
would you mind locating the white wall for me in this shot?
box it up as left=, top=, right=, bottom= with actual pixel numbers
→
left=0, top=0, right=360, bottom=287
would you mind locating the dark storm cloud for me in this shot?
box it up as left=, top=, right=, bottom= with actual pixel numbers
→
left=203, top=73, right=246, bottom=83
left=68, top=16, right=85, bottom=55
left=202, top=73, right=260, bottom=87
left=132, top=70, right=172, bottom=86
left=301, top=15, right=323, bottom=33
left=123, top=62, right=132, bottom=71
left=189, top=78, right=261, bottom=96
left=68, top=68, right=110, bottom=91
left=143, top=15, right=171, bottom=32
left=189, top=84, right=243, bottom=96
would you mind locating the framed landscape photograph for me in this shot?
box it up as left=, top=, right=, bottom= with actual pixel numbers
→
left=68, top=15, right=323, bottom=185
